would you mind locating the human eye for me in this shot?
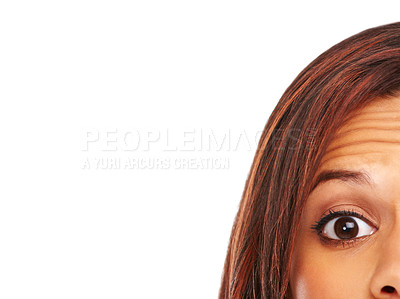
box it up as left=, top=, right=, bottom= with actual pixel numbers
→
left=310, top=209, right=378, bottom=248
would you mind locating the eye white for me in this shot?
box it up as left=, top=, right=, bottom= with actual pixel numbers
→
left=322, top=216, right=375, bottom=240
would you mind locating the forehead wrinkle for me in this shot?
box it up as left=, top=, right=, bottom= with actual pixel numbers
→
left=338, top=125, right=400, bottom=136
left=320, top=150, right=384, bottom=167
left=321, top=135, right=400, bottom=166
left=336, top=112, right=400, bottom=133
left=319, top=96, right=400, bottom=171
left=347, top=96, right=400, bottom=116
left=336, top=118, right=400, bottom=135
left=324, top=138, right=400, bottom=156
left=338, top=99, right=400, bottom=131
left=324, top=122, right=400, bottom=156
left=346, top=109, right=400, bottom=120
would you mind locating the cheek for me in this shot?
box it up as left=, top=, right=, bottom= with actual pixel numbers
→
left=290, top=242, right=373, bottom=299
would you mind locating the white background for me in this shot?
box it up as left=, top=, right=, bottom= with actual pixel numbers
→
left=1, top=1, right=399, bottom=298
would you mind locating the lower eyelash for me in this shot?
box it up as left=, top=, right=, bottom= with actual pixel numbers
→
left=318, top=233, right=369, bottom=249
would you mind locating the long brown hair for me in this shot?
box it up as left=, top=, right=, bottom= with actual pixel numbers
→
left=219, top=22, right=400, bottom=299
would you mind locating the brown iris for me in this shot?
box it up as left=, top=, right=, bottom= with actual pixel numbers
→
left=334, top=217, right=359, bottom=239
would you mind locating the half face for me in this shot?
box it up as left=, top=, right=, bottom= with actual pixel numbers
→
left=290, top=96, right=400, bottom=298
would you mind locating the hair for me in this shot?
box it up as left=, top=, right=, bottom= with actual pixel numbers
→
left=219, top=22, right=400, bottom=299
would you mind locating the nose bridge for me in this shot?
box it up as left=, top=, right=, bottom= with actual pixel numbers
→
left=370, top=209, right=400, bottom=297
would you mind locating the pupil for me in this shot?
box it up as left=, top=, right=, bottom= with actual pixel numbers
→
left=334, top=216, right=358, bottom=239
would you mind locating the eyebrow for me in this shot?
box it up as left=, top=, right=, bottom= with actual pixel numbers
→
left=311, top=169, right=373, bottom=191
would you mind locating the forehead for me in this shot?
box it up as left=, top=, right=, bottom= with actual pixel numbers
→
left=318, top=96, right=400, bottom=173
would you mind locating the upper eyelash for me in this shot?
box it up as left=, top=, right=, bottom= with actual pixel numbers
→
left=310, top=209, right=369, bottom=234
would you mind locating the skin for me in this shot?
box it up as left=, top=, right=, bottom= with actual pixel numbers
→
left=289, top=95, right=400, bottom=298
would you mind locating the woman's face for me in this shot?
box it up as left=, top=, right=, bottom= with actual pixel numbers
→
left=290, top=96, right=400, bottom=298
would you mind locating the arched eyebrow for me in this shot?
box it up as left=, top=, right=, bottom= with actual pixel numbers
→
left=311, top=169, right=373, bottom=192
